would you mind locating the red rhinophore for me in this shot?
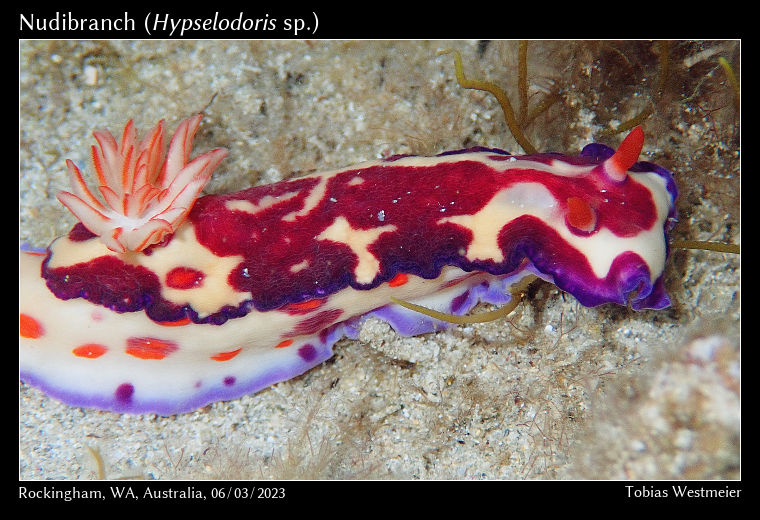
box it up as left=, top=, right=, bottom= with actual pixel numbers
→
left=125, top=337, right=179, bottom=360
left=604, top=126, right=644, bottom=181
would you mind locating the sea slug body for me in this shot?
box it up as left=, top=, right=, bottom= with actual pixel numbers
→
left=19, top=116, right=677, bottom=415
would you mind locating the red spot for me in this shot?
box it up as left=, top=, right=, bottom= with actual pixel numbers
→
left=566, top=196, right=596, bottom=233
left=24, top=250, right=46, bottom=257
left=210, top=348, right=242, bottom=361
left=388, top=273, right=409, bottom=287
left=165, top=266, right=205, bottom=289
left=156, top=316, right=192, bottom=327
left=281, top=298, right=327, bottom=315
left=72, top=343, right=108, bottom=359
left=275, top=339, right=294, bottom=349
left=20, top=314, right=44, bottom=339
left=125, top=337, right=179, bottom=360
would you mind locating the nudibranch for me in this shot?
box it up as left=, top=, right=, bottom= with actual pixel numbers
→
left=19, top=115, right=677, bottom=415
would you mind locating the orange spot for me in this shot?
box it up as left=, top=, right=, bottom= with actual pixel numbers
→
left=566, top=196, right=596, bottom=232
left=125, top=337, right=179, bottom=360
left=72, top=343, right=108, bottom=359
left=281, top=298, right=327, bottom=314
left=24, top=250, right=46, bottom=257
left=275, top=339, right=294, bottom=349
left=211, top=348, right=242, bottom=361
left=388, top=273, right=409, bottom=287
left=157, top=316, right=191, bottom=327
left=20, top=314, right=44, bottom=339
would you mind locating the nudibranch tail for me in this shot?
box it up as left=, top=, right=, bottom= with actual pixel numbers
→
left=56, top=114, right=228, bottom=253
left=20, top=120, right=677, bottom=415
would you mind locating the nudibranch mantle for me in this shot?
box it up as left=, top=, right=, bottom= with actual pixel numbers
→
left=20, top=116, right=677, bottom=415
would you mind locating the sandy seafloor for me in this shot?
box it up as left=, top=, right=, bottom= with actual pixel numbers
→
left=19, top=40, right=740, bottom=480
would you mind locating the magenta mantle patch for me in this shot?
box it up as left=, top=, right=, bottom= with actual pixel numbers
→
left=42, top=138, right=677, bottom=325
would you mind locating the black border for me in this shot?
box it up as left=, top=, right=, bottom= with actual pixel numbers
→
left=16, top=6, right=744, bottom=40
left=17, top=479, right=744, bottom=506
